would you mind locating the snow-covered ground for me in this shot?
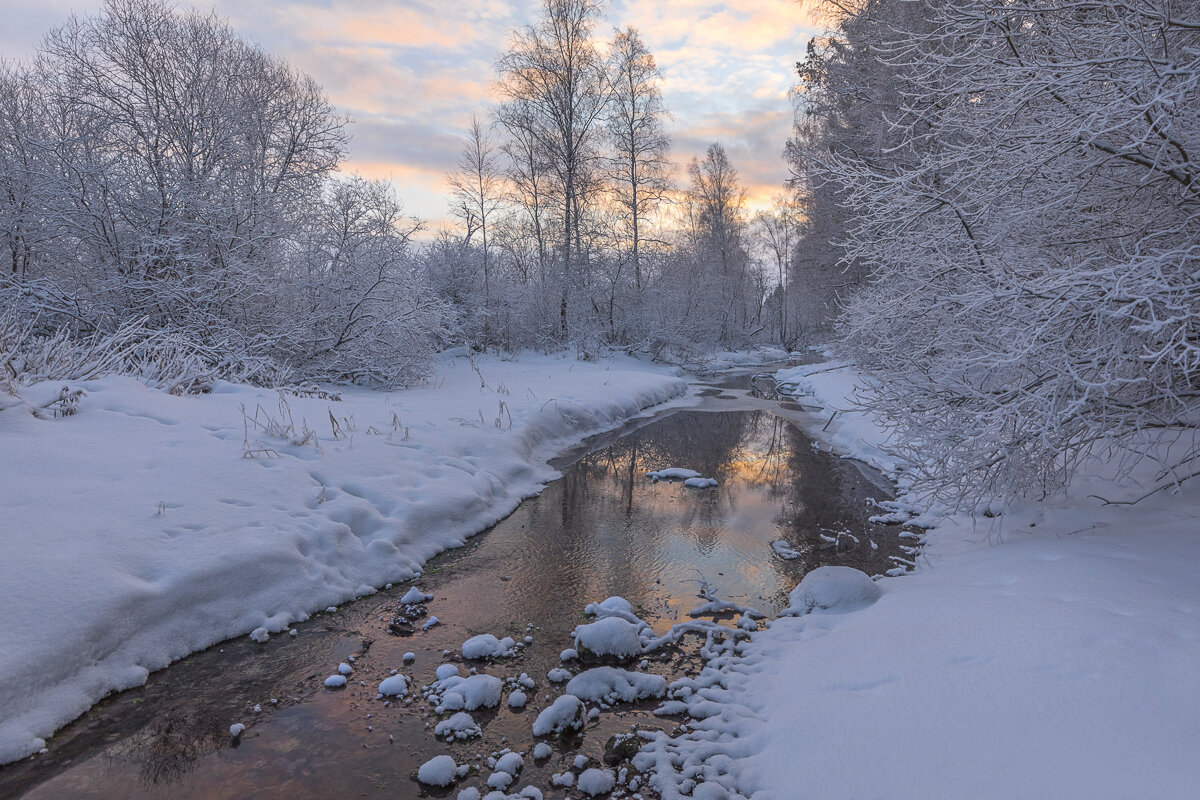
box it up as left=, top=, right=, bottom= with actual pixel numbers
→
left=0, top=352, right=687, bottom=764
left=640, top=360, right=1200, bottom=799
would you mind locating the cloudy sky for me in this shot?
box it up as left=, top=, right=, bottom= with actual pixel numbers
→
left=0, top=0, right=819, bottom=226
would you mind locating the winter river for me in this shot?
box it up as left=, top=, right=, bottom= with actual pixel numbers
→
left=0, top=370, right=907, bottom=799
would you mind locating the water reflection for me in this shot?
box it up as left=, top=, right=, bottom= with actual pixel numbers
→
left=2, top=409, right=905, bottom=800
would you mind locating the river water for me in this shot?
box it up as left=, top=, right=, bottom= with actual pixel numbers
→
left=0, top=371, right=907, bottom=799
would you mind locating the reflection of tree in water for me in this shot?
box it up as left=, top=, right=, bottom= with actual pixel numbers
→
left=771, top=420, right=903, bottom=578
left=108, top=708, right=226, bottom=787
left=504, top=408, right=907, bottom=620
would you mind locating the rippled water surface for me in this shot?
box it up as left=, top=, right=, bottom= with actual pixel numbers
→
left=1, top=376, right=907, bottom=799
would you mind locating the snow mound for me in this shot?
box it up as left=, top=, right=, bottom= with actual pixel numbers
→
left=646, top=468, right=701, bottom=480
left=770, top=540, right=802, bottom=559
left=323, top=675, right=347, bottom=688
left=495, top=751, right=524, bottom=775
left=565, top=667, right=667, bottom=704
left=378, top=674, right=410, bottom=697
left=435, top=674, right=504, bottom=711
left=786, top=566, right=882, bottom=615
left=573, top=617, right=644, bottom=660
left=435, top=711, right=481, bottom=741
left=418, top=754, right=459, bottom=786
left=508, top=690, right=527, bottom=708
left=463, top=634, right=519, bottom=659
left=547, top=668, right=572, bottom=683
left=401, top=587, right=433, bottom=605
left=532, top=694, right=586, bottom=736
left=577, top=767, right=616, bottom=796
left=533, top=742, right=552, bottom=760
left=683, top=477, right=718, bottom=488
left=584, top=597, right=634, bottom=617
left=249, top=627, right=270, bottom=643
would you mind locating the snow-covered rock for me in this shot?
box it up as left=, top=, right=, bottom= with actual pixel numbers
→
left=786, top=566, right=882, bottom=615
left=434, top=712, right=481, bottom=741
left=532, top=695, right=586, bottom=736
left=323, top=675, right=347, bottom=688
left=574, top=617, right=644, bottom=660
left=495, top=751, right=524, bottom=775
left=437, top=674, right=503, bottom=711
left=683, top=477, right=718, bottom=489
left=565, top=667, right=667, bottom=704
left=577, top=768, right=616, bottom=796
left=401, top=587, right=433, bottom=605
left=646, top=468, right=701, bottom=480
left=417, top=754, right=459, bottom=786
left=462, top=634, right=519, bottom=659
left=770, top=540, right=802, bottom=560
left=378, top=674, right=410, bottom=697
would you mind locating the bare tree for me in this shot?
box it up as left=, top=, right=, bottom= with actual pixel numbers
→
left=754, top=193, right=803, bottom=345
left=447, top=116, right=504, bottom=345
left=687, top=143, right=751, bottom=343
left=495, top=0, right=610, bottom=340
left=606, top=26, right=671, bottom=292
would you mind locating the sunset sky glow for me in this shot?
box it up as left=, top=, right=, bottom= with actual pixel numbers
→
left=0, top=0, right=820, bottom=227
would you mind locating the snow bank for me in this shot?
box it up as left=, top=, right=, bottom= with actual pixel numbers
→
left=635, top=357, right=1200, bottom=798
left=773, top=360, right=900, bottom=474
left=0, top=352, right=685, bottom=764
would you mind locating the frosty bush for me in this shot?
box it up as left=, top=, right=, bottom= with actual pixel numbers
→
left=0, top=0, right=449, bottom=389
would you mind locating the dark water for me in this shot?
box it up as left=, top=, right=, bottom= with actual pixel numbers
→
left=1, top=381, right=907, bottom=799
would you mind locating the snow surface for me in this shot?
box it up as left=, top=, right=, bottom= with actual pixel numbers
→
left=682, top=476, right=718, bottom=489
left=635, top=358, right=1200, bottom=799
left=0, top=352, right=685, bottom=763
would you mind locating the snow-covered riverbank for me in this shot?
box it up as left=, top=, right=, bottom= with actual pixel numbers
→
left=0, top=352, right=688, bottom=765
left=641, top=361, right=1200, bottom=799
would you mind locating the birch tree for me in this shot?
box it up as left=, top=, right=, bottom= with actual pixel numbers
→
left=495, top=0, right=609, bottom=339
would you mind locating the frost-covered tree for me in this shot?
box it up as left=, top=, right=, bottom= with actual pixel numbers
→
left=495, top=0, right=610, bottom=339
left=447, top=116, right=505, bottom=345
left=606, top=26, right=671, bottom=292
left=791, top=0, right=1200, bottom=502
